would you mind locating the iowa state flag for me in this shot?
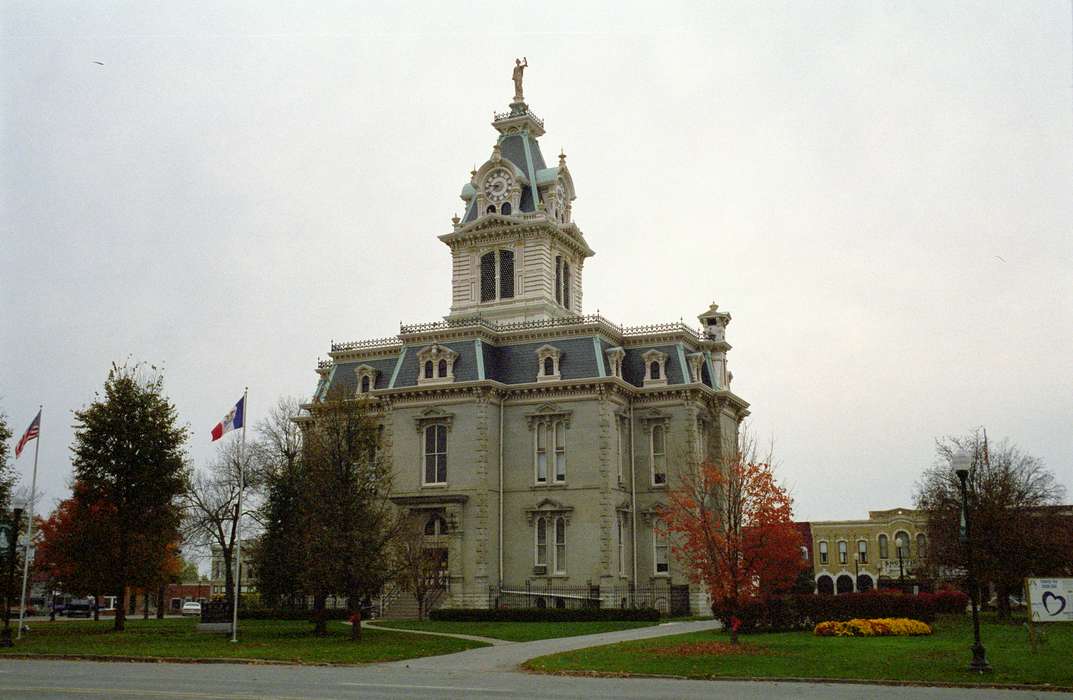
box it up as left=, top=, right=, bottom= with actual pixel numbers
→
left=210, top=396, right=245, bottom=442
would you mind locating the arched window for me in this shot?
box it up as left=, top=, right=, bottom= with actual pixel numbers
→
left=836, top=574, right=854, bottom=595
left=562, top=262, right=571, bottom=308
left=816, top=575, right=834, bottom=595
left=857, top=539, right=868, bottom=564
left=554, top=420, right=566, bottom=482
left=818, top=540, right=829, bottom=565
left=438, top=359, right=448, bottom=377
left=878, top=534, right=889, bottom=559
left=480, top=251, right=497, bottom=302
left=554, top=255, right=562, bottom=304
left=543, top=356, right=555, bottom=376
left=486, top=204, right=496, bottom=214
left=837, top=541, right=848, bottom=564
left=360, top=375, right=371, bottom=393
left=423, top=424, right=447, bottom=484
left=857, top=574, right=874, bottom=592
left=800, top=546, right=809, bottom=561
left=498, top=249, right=514, bottom=299
left=424, top=361, right=434, bottom=379
left=617, top=515, right=625, bottom=575
left=424, top=515, right=447, bottom=536
left=535, top=423, right=548, bottom=483
left=650, top=361, right=661, bottom=380
left=651, top=424, right=666, bottom=485
left=535, top=517, right=547, bottom=566
left=895, top=531, right=910, bottom=558
left=554, top=517, right=567, bottom=573
left=653, top=518, right=669, bottom=574
left=501, top=202, right=512, bottom=215
left=480, top=249, right=515, bottom=303
left=916, top=533, right=927, bottom=558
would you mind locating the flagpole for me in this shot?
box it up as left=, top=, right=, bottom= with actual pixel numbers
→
left=231, top=388, right=247, bottom=644
left=17, top=407, right=41, bottom=640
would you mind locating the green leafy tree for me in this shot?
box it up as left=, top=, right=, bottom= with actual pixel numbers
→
left=0, top=409, right=18, bottom=515
left=71, top=362, right=189, bottom=631
left=300, top=389, right=396, bottom=638
left=178, top=557, right=201, bottom=583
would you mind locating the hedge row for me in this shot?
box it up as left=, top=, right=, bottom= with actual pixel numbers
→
left=429, top=607, right=661, bottom=622
left=238, top=608, right=352, bottom=621
left=920, top=589, right=970, bottom=615
left=719, top=592, right=938, bottom=633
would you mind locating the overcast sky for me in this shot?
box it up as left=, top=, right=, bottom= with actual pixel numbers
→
left=3, top=1, right=1071, bottom=525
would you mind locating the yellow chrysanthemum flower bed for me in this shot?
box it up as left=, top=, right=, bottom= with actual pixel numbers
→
left=814, top=618, right=932, bottom=637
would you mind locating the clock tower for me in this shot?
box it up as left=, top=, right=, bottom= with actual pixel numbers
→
left=441, top=92, right=594, bottom=324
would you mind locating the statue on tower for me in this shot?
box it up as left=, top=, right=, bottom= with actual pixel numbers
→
left=512, top=57, right=528, bottom=104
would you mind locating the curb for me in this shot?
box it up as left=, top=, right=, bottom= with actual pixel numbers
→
left=521, top=666, right=1072, bottom=693
left=0, top=653, right=362, bottom=667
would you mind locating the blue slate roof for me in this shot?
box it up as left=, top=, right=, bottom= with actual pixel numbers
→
left=326, top=336, right=706, bottom=394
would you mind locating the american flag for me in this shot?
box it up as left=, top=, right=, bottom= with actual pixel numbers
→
left=15, top=409, right=40, bottom=459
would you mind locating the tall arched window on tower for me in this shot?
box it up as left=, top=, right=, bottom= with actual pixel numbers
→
left=480, top=249, right=515, bottom=302
left=554, top=255, right=562, bottom=304
left=480, top=251, right=496, bottom=302
left=916, top=533, right=927, bottom=559
left=650, top=361, right=661, bottom=380
left=437, top=359, right=448, bottom=377
left=878, top=534, right=889, bottom=559
left=423, top=424, right=447, bottom=485
left=360, top=376, right=371, bottom=393
left=499, top=249, right=514, bottom=299
left=562, top=261, right=571, bottom=309
left=424, top=361, right=434, bottom=379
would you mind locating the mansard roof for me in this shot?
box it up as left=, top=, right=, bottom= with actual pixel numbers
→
left=318, top=316, right=740, bottom=398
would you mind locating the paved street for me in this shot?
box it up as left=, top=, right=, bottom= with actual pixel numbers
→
left=0, top=620, right=1067, bottom=700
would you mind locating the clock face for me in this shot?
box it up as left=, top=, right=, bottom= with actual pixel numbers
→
left=484, top=170, right=512, bottom=203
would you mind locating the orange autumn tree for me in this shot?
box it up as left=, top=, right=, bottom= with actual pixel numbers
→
left=662, top=451, right=801, bottom=644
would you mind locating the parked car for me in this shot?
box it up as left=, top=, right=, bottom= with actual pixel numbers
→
left=65, top=599, right=93, bottom=618
left=181, top=601, right=202, bottom=617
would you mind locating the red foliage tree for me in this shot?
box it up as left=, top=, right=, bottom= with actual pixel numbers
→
left=662, top=455, right=802, bottom=643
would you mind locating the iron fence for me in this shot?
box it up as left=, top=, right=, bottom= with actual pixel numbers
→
left=490, top=582, right=691, bottom=616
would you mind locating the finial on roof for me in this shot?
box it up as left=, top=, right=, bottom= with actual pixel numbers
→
left=559, top=149, right=566, bottom=166
left=471, top=165, right=477, bottom=182
left=452, top=213, right=460, bottom=226
left=492, top=143, right=502, bottom=161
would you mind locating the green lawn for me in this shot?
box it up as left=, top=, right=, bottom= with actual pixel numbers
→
left=0, top=618, right=485, bottom=665
left=372, top=619, right=660, bottom=642
left=525, top=614, right=1073, bottom=688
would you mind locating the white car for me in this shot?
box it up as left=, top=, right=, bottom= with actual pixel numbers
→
left=181, top=601, right=202, bottom=617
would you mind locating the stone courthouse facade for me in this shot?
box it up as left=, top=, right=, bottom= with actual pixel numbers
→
left=310, top=70, right=750, bottom=613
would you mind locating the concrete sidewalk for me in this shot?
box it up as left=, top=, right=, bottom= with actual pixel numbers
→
left=380, top=619, right=722, bottom=672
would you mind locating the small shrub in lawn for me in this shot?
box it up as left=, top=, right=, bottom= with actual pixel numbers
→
left=239, top=608, right=350, bottom=621
left=722, top=591, right=936, bottom=633
left=814, top=618, right=932, bottom=637
left=429, top=607, right=660, bottom=622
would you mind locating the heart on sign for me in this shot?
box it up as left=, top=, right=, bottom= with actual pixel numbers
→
left=1042, top=591, right=1066, bottom=616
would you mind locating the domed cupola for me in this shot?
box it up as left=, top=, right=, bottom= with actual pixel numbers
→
left=441, top=61, right=592, bottom=324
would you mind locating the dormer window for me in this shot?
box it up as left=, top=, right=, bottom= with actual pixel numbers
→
left=642, top=350, right=668, bottom=387
left=417, top=344, right=459, bottom=385
left=354, top=365, right=379, bottom=395
left=604, top=346, right=625, bottom=378
left=480, top=249, right=515, bottom=303
left=535, top=344, right=562, bottom=382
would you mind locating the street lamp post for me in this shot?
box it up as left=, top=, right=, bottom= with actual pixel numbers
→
left=853, top=553, right=859, bottom=591
left=896, top=539, right=906, bottom=591
left=954, top=449, right=991, bottom=674
left=1, top=508, right=24, bottom=648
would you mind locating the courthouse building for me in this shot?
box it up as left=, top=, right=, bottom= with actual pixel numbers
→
left=309, top=71, right=750, bottom=613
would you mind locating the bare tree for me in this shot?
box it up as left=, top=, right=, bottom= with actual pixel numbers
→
left=915, top=429, right=1071, bottom=619
left=182, top=439, right=258, bottom=604
left=391, top=516, right=446, bottom=621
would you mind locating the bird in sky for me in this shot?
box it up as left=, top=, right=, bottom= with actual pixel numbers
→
left=995, top=255, right=1007, bottom=263
left=93, top=61, right=104, bottom=66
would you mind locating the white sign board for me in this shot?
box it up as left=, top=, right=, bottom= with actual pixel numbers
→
left=1026, top=578, right=1073, bottom=623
